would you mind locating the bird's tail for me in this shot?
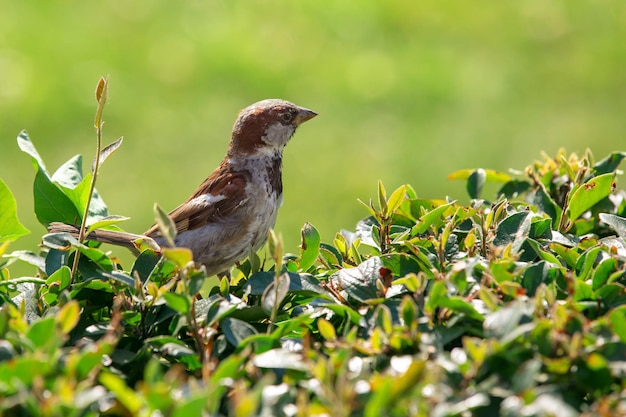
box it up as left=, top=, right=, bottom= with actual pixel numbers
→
left=47, top=222, right=159, bottom=255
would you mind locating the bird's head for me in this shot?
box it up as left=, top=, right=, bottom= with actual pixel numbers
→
left=228, top=99, right=317, bottom=158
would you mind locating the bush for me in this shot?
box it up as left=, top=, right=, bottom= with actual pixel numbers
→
left=2, top=79, right=626, bottom=416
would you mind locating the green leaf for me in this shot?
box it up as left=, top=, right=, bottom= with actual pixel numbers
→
left=412, top=202, right=455, bottom=234
left=0, top=179, right=30, bottom=242
left=566, top=173, right=615, bottom=223
left=57, top=300, right=80, bottom=333
left=399, top=296, right=417, bottom=327
left=599, top=213, right=626, bottom=238
left=219, top=275, right=230, bottom=296
left=26, top=317, right=56, bottom=349
left=529, top=217, right=552, bottom=240
left=93, top=136, right=123, bottom=172
left=102, top=271, right=136, bottom=288
left=377, top=180, right=388, bottom=215
left=317, top=318, right=336, bottom=340
left=575, top=246, right=603, bottom=281
left=331, top=256, right=382, bottom=302
left=33, top=165, right=82, bottom=226
left=447, top=168, right=512, bottom=183
left=46, top=265, right=72, bottom=292
left=201, top=295, right=242, bottom=327
left=592, top=257, right=617, bottom=290
left=385, top=184, right=407, bottom=217
left=498, top=179, right=531, bottom=198
left=163, top=292, right=191, bottom=314
left=609, top=306, right=626, bottom=343
left=493, top=211, right=532, bottom=253
left=593, top=151, right=626, bottom=175
left=86, top=215, right=131, bottom=236
left=162, top=247, right=193, bottom=268
left=99, top=372, right=143, bottom=415
left=426, top=280, right=447, bottom=314
left=467, top=168, right=486, bottom=199
left=172, top=396, right=208, bottom=417
left=131, top=250, right=161, bottom=283
left=438, top=296, right=484, bottom=322
left=532, top=184, right=562, bottom=224
left=221, top=317, right=258, bottom=346
left=484, top=299, right=529, bottom=339
left=299, top=222, right=320, bottom=271
left=17, top=134, right=83, bottom=225
left=521, top=261, right=551, bottom=296
left=261, top=272, right=290, bottom=315
left=17, top=130, right=47, bottom=171
left=154, top=202, right=177, bottom=247
left=375, top=304, right=393, bottom=333
left=51, top=154, right=85, bottom=188
left=246, top=271, right=329, bottom=296
left=252, top=348, right=307, bottom=371
left=525, top=239, right=561, bottom=267
left=52, top=155, right=108, bottom=221
left=550, top=243, right=580, bottom=269
left=77, top=246, right=114, bottom=271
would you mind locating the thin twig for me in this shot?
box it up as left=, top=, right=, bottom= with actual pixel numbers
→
left=71, top=76, right=109, bottom=279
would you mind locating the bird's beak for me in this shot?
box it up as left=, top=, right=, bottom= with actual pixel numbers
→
left=294, top=107, right=318, bottom=126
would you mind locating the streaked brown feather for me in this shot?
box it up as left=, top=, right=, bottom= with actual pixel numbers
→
left=144, top=160, right=249, bottom=238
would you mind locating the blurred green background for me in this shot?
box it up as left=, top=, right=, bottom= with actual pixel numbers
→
left=1, top=1, right=625, bottom=267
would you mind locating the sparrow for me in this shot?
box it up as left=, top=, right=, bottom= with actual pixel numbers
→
left=49, top=99, right=317, bottom=276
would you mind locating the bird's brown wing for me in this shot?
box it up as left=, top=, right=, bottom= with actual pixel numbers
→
left=144, top=167, right=248, bottom=238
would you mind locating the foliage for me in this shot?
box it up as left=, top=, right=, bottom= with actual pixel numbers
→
left=4, top=1, right=626, bottom=269
left=2, top=83, right=626, bottom=416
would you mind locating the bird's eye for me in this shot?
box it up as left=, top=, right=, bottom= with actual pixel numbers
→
left=279, top=111, right=295, bottom=124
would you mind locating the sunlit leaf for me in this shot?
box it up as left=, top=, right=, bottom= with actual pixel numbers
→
left=163, top=292, right=191, bottom=314
left=172, top=397, right=208, bottom=417
left=412, top=202, right=455, bottom=235
left=299, top=222, right=320, bottom=271
left=331, top=256, right=383, bottom=302
left=447, top=168, right=512, bottom=183
left=57, top=300, right=80, bottom=333
left=52, top=156, right=108, bottom=221
left=154, top=203, right=177, bottom=247
left=93, top=136, right=123, bottom=172
left=438, top=296, right=484, bottom=322
left=566, top=173, right=615, bottom=223
left=599, top=213, right=626, bottom=238
left=26, top=317, right=56, bottom=349
left=317, top=318, right=336, bottom=340
left=591, top=257, right=617, bottom=290
left=162, top=247, right=193, bottom=268
left=252, top=348, right=307, bottom=371
left=493, top=211, right=532, bottom=253
left=378, top=180, right=388, bottom=215
left=86, top=215, right=131, bottom=236
left=0, top=179, right=30, bottom=242
left=99, top=372, right=142, bottom=414
left=46, top=265, right=71, bottom=292
left=593, top=151, right=626, bottom=175
left=385, top=184, right=407, bottom=217
left=33, top=167, right=82, bottom=226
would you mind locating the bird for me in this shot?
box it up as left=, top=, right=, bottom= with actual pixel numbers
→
left=49, top=99, right=317, bottom=276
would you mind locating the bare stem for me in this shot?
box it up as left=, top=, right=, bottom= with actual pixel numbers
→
left=71, top=76, right=109, bottom=279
